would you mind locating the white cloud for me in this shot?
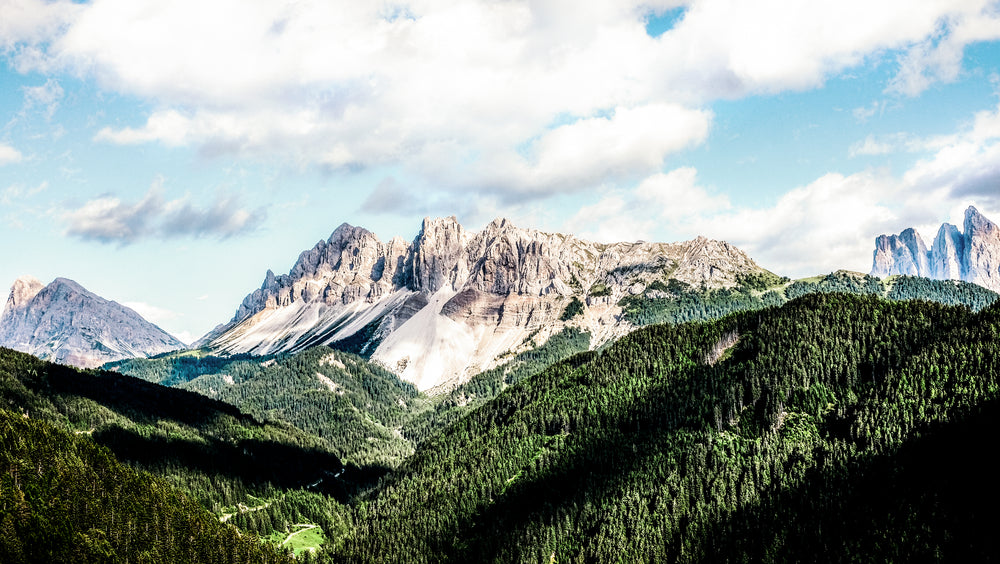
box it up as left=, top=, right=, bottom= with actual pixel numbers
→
left=653, top=0, right=997, bottom=98
left=634, top=167, right=730, bottom=218
left=887, top=8, right=1000, bottom=97
left=565, top=166, right=729, bottom=242
left=562, top=95, right=1000, bottom=278
left=565, top=195, right=638, bottom=243
left=0, top=0, right=81, bottom=51
left=6, top=0, right=998, bottom=199
left=463, top=104, right=712, bottom=197
left=122, top=301, right=177, bottom=324
left=62, top=180, right=266, bottom=244
left=0, top=143, right=23, bottom=165
left=696, top=171, right=899, bottom=276
left=694, top=98, right=1000, bottom=276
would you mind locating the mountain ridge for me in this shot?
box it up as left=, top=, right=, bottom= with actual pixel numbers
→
left=198, top=216, right=772, bottom=391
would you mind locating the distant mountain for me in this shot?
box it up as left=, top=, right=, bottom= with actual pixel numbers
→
left=872, top=206, right=1000, bottom=291
left=197, top=216, right=774, bottom=391
left=0, top=276, right=184, bottom=367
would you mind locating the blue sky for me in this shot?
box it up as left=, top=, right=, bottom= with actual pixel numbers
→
left=2, top=0, right=1000, bottom=343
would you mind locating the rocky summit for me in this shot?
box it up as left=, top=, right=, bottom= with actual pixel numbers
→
left=871, top=206, right=1000, bottom=292
left=198, top=216, right=771, bottom=391
left=0, top=276, right=185, bottom=368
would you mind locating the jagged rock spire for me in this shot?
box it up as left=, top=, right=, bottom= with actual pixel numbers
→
left=871, top=206, right=1000, bottom=292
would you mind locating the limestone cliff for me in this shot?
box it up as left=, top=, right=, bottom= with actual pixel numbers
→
left=871, top=206, right=1000, bottom=293
left=200, top=217, right=773, bottom=391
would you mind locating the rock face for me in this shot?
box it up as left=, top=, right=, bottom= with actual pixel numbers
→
left=930, top=223, right=964, bottom=280
left=200, top=216, right=772, bottom=391
left=0, top=276, right=184, bottom=368
left=872, top=229, right=929, bottom=277
left=964, top=206, right=1000, bottom=291
left=871, top=206, right=1000, bottom=292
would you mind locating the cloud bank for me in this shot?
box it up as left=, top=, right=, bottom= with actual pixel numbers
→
left=583, top=96, right=1000, bottom=277
left=62, top=182, right=266, bottom=245
left=5, top=0, right=999, bottom=200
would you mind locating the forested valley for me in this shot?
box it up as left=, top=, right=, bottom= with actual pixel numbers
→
left=2, top=275, right=999, bottom=562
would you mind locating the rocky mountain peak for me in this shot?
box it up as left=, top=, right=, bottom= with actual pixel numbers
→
left=931, top=223, right=964, bottom=279
left=412, top=216, right=470, bottom=293
left=963, top=206, right=1000, bottom=291
left=871, top=205, right=1000, bottom=292
left=4, top=275, right=43, bottom=316
left=204, top=216, right=771, bottom=390
left=965, top=205, right=996, bottom=235
left=0, top=276, right=183, bottom=368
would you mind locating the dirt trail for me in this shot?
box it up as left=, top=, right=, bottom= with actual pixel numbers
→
left=219, top=500, right=270, bottom=523
left=282, top=524, right=318, bottom=547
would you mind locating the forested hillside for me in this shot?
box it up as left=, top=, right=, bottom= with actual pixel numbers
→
left=109, top=273, right=997, bottom=468
left=109, top=348, right=427, bottom=470
left=0, top=347, right=349, bottom=555
left=108, top=330, right=595, bottom=466
left=326, top=293, right=1000, bottom=562
left=54, top=278, right=1000, bottom=561
left=621, top=271, right=998, bottom=326
left=0, top=409, right=294, bottom=563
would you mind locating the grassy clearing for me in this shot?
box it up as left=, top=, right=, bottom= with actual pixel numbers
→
left=280, top=524, right=326, bottom=556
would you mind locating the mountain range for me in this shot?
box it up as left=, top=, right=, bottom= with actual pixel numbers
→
left=5, top=208, right=1000, bottom=383
left=0, top=275, right=183, bottom=368
left=194, top=216, right=769, bottom=390
left=871, top=205, right=1000, bottom=292
left=4, top=210, right=1000, bottom=561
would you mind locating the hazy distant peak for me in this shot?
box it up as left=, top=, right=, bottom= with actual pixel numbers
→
left=0, top=275, right=184, bottom=368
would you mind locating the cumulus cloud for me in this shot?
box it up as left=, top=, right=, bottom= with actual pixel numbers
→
left=697, top=171, right=899, bottom=276
left=899, top=98, right=1000, bottom=212
left=887, top=9, right=1000, bottom=97
left=714, top=100, right=1000, bottom=275
left=121, top=301, right=177, bottom=323
left=565, top=166, right=730, bottom=242
left=0, top=0, right=81, bottom=51
left=62, top=181, right=266, bottom=244
left=6, top=0, right=998, bottom=199
left=0, top=143, right=23, bottom=165
left=562, top=95, right=1000, bottom=277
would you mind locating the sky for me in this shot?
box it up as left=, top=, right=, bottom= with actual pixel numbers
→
left=2, top=0, right=1000, bottom=344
